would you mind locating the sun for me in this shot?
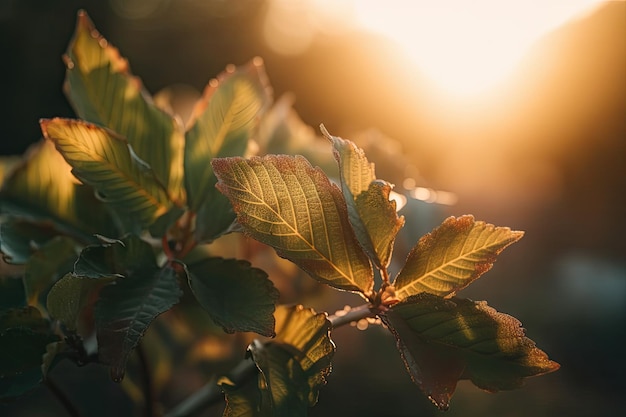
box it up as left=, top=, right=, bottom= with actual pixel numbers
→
left=350, top=0, right=604, bottom=99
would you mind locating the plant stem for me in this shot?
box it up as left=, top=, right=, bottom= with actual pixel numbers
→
left=137, top=342, right=155, bottom=417
left=164, top=302, right=376, bottom=417
left=46, top=376, right=82, bottom=417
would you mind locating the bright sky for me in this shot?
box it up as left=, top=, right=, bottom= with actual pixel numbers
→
left=264, top=0, right=606, bottom=99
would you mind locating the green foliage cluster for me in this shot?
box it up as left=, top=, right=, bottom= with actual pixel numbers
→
left=0, top=11, right=558, bottom=416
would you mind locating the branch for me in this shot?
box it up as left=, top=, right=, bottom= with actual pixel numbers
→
left=164, top=302, right=376, bottom=417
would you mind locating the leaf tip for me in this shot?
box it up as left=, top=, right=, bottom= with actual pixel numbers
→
left=319, top=123, right=331, bottom=140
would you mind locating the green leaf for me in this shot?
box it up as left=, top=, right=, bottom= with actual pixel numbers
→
left=382, top=293, right=560, bottom=410
left=213, top=155, right=374, bottom=296
left=0, top=307, right=59, bottom=400
left=24, top=236, right=78, bottom=309
left=64, top=11, right=185, bottom=204
left=95, top=264, right=182, bottom=381
left=74, top=234, right=155, bottom=279
left=41, top=118, right=173, bottom=230
left=0, top=140, right=113, bottom=238
left=184, top=61, right=271, bottom=243
left=220, top=305, right=334, bottom=416
left=0, top=220, right=59, bottom=264
left=187, top=257, right=279, bottom=337
left=393, top=215, right=524, bottom=300
left=185, top=59, right=271, bottom=212
left=324, top=127, right=404, bottom=269
left=47, top=273, right=114, bottom=332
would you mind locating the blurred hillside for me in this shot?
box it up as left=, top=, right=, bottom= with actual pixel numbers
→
left=1, top=1, right=625, bottom=416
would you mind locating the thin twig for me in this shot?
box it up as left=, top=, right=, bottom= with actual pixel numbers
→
left=45, top=376, right=82, bottom=417
left=137, top=342, right=155, bottom=417
left=164, top=302, right=376, bottom=417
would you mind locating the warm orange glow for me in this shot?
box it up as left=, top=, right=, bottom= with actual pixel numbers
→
left=351, top=0, right=604, bottom=98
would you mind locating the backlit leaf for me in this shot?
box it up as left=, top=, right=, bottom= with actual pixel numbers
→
left=0, top=140, right=113, bottom=239
left=325, top=127, right=404, bottom=269
left=394, top=215, right=523, bottom=300
left=185, top=60, right=271, bottom=243
left=95, top=264, right=182, bottom=381
left=64, top=11, right=185, bottom=204
left=213, top=155, right=373, bottom=296
left=382, top=293, right=560, bottom=410
left=220, top=305, right=334, bottom=416
left=41, top=118, right=173, bottom=230
left=272, top=305, right=335, bottom=404
left=185, top=59, right=271, bottom=212
left=187, top=257, right=279, bottom=336
left=24, top=236, right=78, bottom=309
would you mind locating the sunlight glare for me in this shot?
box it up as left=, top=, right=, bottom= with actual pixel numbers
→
left=351, top=0, right=604, bottom=98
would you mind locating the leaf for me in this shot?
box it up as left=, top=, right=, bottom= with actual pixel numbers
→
left=324, top=127, right=404, bottom=269
left=0, top=307, right=59, bottom=400
left=95, top=264, right=182, bottom=381
left=184, top=60, right=271, bottom=243
left=0, top=220, right=59, bottom=264
left=187, top=257, right=279, bottom=337
left=0, top=140, right=113, bottom=238
left=393, top=215, right=524, bottom=300
left=47, top=273, right=114, bottom=332
left=185, top=59, right=271, bottom=212
left=382, top=293, right=560, bottom=410
left=74, top=234, right=156, bottom=279
left=220, top=305, right=334, bottom=416
left=24, top=236, right=78, bottom=309
left=41, top=118, right=173, bottom=230
left=213, top=155, right=374, bottom=296
left=64, top=11, right=185, bottom=204
left=272, top=305, right=335, bottom=403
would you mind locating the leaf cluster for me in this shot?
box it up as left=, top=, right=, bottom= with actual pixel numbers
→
left=0, top=10, right=558, bottom=416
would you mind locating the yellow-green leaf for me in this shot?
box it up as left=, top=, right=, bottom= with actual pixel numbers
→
left=324, top=127, right=404, bottom=269
left=213, top=155, right=373, bottom=296
left=220, top=305, right=334, bottom=416
left=382, top=293, right=560, bottom=410
left=184, top=61, right=271, bottom=243
left=185, top=60, right=271, bottom=213
left=394, top=215, right=523, bottom=300
left=64, top=11, right=185, bottom=204
left=0, top=140, right=113, bottom=238
left=41, top=118, right=173, bottom=230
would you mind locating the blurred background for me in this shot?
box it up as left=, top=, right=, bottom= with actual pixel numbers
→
left=1, top=0, right=624, bottom=416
